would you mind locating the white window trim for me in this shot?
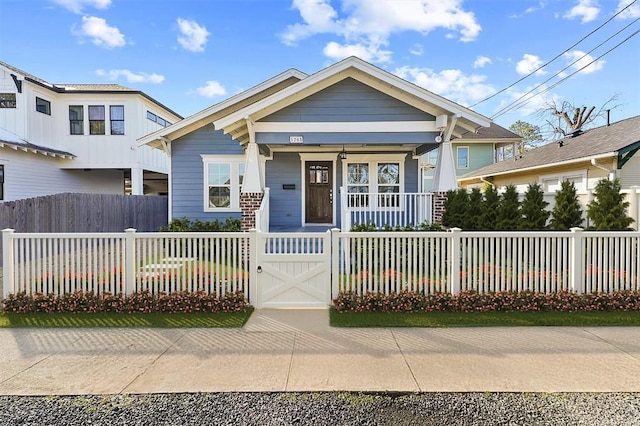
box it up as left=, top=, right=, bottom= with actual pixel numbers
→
left=201, top=154, right=245, bottom=212
left=342, top=153, right=406, bottom=211
left=457, top=146, right=469, bottom=169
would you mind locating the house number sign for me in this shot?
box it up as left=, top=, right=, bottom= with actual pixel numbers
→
left=289, top=135, right=304, bottom=144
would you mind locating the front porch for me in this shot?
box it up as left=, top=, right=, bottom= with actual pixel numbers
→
left=253, top=187, right=438, bottom=232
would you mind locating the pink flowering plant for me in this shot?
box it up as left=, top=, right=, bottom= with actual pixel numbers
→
left=3, top=290, right=250, bottom=314
left=333, top=290, right=640, bottom=313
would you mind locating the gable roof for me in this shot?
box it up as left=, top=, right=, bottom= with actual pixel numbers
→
left=212, top=56, right=491, bottom=145
left=459, top=115, right=640, bottom=182
left=0, top=61, right=182, bottom=119
left=0, top=127, right=75, bottom=159
left=456, top=122, right=521, bottom=141
left=137, top=68, right=308, bottom=150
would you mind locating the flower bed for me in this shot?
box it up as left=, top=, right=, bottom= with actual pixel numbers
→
left=3, top=290, right=249, bottom=314
left=333, top=290, right=640, bottom=313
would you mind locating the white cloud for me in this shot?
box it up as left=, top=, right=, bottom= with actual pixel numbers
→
left=616, top=0, right=640, bottom=18
left=76, top=15, right=125, bottom=49
left=496, top=85, right=560, bottom=117
left=281, top=0, right=481, bottom=63
left=516, top=54, right=546, bottom=75
left=564, top=0, right=600, bottom=23
left=96, top=69, right=164, bottom=84
left=393, top=66, right=494, bottom=107
left=51, top=0, right=110, bottom=14
left=196, top=80, right=227, bottom=97
left=563, top=50, right=605, bottom=74
left=323, top=40, right=392, bottom=63
left=510, top=1, right=546, bottom=18
left=177, top=18, right=210, bottom=52
left=473, top=56, right=491, bottom=68
left=410, top=43, right=424, bottom=56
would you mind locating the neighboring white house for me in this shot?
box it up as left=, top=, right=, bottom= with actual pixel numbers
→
left=0, top=61, right=182, bottom=201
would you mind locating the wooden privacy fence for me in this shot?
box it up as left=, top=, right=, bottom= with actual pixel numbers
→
left=0, top=193, right=168, bottom=233
left=2, top=228, right=640, bottom=304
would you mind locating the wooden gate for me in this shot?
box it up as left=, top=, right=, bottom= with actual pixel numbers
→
left=250, top=231, right=331, bottom=308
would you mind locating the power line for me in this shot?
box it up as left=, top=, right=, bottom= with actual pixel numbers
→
left=491, top=17, right=640, bottom=119
left=469, top=0, right=639, bottom=108
left=491, top=28, right=640, bottom=120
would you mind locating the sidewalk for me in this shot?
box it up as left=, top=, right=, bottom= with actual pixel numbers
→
left=0, top=309, right=639, bottom=395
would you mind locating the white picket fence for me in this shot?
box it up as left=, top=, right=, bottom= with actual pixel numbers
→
left=2, top=228, right=639, bottom=304
left=331, top=228, right=640, bottom=297
left=2, top=229, right=250, bottom=298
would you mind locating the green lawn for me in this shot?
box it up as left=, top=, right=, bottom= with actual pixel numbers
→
left=0, top=310, right=253, bottom=328
left=330, top=309, right=640, bottom=327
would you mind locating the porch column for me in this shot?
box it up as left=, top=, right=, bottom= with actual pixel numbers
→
left=240, top=137, right=264, bottom=232
left=432, top=115, right=459, bottom=192
left=130, top=166, right=144, bottom=195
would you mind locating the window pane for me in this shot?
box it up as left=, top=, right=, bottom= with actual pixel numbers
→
left=69, top=106, right=83, bottom=120
left=70, top=121, right=84, bottom=135
left=208, top=163, right=231, bottom=185
left=110, top=105, right=124, bottom=120
left=0, top=93, right=16, bottom=108
left=90, top=121, right=105, bottom=135
left=36, top=97, right=51, bottom=115
left=146, top=111, right=157, bottom=121
left=209, top=187, right=230, bottom=208
left=111, top=121, right=125, bottom=135
left=457, top=147, right=469, bottom=168
left=378, top=163, right=399, bottom=184
left=347, top=163, right=368, bottom=184
left=89, top=106, right=105, bottom=120
left=347, top=185, right=369, bottom=193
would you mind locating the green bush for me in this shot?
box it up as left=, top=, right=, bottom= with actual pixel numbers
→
left=587, top=178, right=634, bottom=230
left=159, top=217, right=241, bottom=232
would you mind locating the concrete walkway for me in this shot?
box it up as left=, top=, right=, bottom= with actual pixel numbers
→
left=0, top=309, right=639, bottom=395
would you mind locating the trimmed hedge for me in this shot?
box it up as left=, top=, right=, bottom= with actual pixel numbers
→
left=333, top=290, right=640, bottom=313
left=3, top=291, right=249, bottom=314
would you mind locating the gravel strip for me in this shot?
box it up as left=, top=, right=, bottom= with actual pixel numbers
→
left=0, top=392, right=638, bottom=425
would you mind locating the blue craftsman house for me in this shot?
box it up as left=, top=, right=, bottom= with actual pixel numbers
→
left=139, top=57, right=496, bottom=231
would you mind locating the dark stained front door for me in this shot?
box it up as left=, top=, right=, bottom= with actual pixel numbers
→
left=305, top=162, right=333, bottom=223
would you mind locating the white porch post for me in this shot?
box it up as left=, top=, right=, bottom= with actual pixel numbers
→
left=130, top=166, right=144, bottom=195
left=432, top=115, right=459, bottom=192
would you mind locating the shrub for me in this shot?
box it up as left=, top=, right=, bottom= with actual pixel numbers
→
left=479, top=185, right=500, bottom=230
left=550, top=180, right=583, bottom=230
left=332, top=290, right=640, bottom=313
left=520, top=183, right=550, bottom=230
left=3, top=291, right=250, bottom=314
left=442, top=188, right=468, bottom=228
left=587, top=178, right=634, bottom=230
left=497, top=184, right=521, bottom=230
left=159, top=217, right=241, bottom=232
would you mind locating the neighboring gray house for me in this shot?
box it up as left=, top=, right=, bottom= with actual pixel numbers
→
left=139, top=57, right=494, bottom=231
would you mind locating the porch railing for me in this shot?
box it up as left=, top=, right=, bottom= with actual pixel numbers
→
left=340, top=187, right=433, bottom=231
left=254, top=187, right=270, bottom=232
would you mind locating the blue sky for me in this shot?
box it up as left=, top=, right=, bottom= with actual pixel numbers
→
left=1, top=0, right=639, bottom=139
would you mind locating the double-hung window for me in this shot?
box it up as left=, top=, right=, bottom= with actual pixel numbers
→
left=202, top=155, right=245, bottom=211
left=343, top=154, right=405, bottom=209
left=457, top=146, right=469, bottom=169
left=89, top=106, right=105, bottom=135
left=69, top=106, right=84, bottom=135
left=110, top=105, right=124, bottom=135
left=36, top=97, right=51, bottom=115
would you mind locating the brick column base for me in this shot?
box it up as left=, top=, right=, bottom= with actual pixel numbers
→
left=240, top=192, right=264, bottom=232
left=432, top=191, right=448, bottom=224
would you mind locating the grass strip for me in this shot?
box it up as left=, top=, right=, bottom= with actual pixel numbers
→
left=330, top=309, right=640, bottom=327
left=0, top=310, right=253, bottom=328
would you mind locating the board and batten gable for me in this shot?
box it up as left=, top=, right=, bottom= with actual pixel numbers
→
left=171, top=124, right=244, bottom=222
left=255, top=78, right=438, bottom=145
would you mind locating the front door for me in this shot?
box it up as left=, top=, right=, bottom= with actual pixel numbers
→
left=305, top=161, right=333, bottom=223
